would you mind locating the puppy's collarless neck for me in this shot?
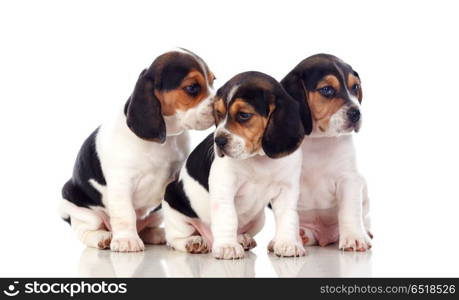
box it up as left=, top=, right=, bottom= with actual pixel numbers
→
left=163, top=115, right=184, bottom=136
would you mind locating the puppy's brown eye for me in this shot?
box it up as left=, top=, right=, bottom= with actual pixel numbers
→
left=318, top=86, right=335, bottom=98
left=236, top=112, right=252, bottom=123
left=184, top=83, right=201, bottom=96
left=351, top=83, right=360, bottom=94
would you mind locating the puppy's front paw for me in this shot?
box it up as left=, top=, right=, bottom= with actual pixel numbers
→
left=339, top=230, right=372, bottom=251
left=268, top=239, right=306, bottom=257
left=110, top=234, right=145, bottom=252
left=212, top=242, right=245, bottom=259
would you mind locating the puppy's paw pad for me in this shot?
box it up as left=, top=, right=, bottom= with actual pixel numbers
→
left=97, top=232, right=112, bottom=249
left=140, top=227, right=166, bottom=245
left=110, top=235, right=145, bottom=252
left=185, top=236, right=209, bottom=254
left=212, top=243, right=245, bottom=259
left=269, top=239, right=306, bottom=257
left=238, top=234, right=257, bottom=251
left=339, top=232, right=372, bottom=251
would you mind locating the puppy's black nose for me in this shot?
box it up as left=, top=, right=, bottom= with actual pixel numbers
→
left=347, top=108, right=361, bottom=123
left=215, top=136, right=228, bottom=149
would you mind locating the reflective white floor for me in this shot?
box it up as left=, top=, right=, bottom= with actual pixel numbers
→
left=2, top=207, right=459, bottom=278
left=78, top=245, right=372, bottom=278
left=74, top=210, right=373, bottom=278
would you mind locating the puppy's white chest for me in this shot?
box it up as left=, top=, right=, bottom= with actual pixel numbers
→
left=133, top=164, right=175, bottom=208
left=132, top=138, right=187, bottom=210
left=233, top=167, right=284, bottom=227
left=236, top=181, right=280, bottom=215
left=298, top=138, right=353, bottom=211
left=299, top=167, right=337, bottom=211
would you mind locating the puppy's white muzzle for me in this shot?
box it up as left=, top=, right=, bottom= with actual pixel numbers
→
left=214, top=128, right=254, bottom=160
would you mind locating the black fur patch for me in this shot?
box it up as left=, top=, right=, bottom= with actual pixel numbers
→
left=61, top=127, right=105, bottom=209
left=261, top=91, right=305, bottom=158
left=164, top=133, right=215, bottom=218
left=125, top=70, right=166, bottom=143
left=280, top=72, right=313, bottom=135
left=164, top=180, right=198, bottom=218
left=157, top=62, right=191, bottom=91
left=233, top=86, right=270, bottom=116
left=185, top=133, right=215, bottom=191
left=152, top=50, right=208, bottom=91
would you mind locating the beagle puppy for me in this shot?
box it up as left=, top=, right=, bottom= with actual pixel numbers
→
left=281, top=54, right=372, bottom=251
left=60, top=49, right=216, bottom=252
left=163, top=71, right=308, bottom=259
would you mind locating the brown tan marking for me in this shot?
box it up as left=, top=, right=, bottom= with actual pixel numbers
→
left=226, top=98, right=270, bottom=154
left=213, top=98, right=226, bottom=125
left=185, top=237, right=210, bottom=254
left=317, top=75, right=340, bottom=91
left=307, top=75, right=346, bottom=132
left=155, top=70, right=210, bottom=116
left=97, top=236, right=112, bottom=249
left=208, top=71, right=216, bottom=85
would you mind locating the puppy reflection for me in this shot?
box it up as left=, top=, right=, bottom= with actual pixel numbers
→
left=79, top=246, right=167, bottom=277
left=269, top=246, right=372, bottom=277
left=79, top=246, right=255, bottom=277
left=165, top=251, right=256, bottom=277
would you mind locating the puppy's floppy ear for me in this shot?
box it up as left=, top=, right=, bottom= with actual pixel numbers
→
left=280, top=72, right=313, bottom=135
left=262, top=91, right=305, bottom=158
left=125, top=69, right=166, bottom=143
left=353, top=71, right=363, bottom=103
left=357, top=84, right=363, bottom=103
left=213, top=82, right=231, bottom=127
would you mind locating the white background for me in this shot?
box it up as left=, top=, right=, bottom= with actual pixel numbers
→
left=1, top=0, right=458, bottom=277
